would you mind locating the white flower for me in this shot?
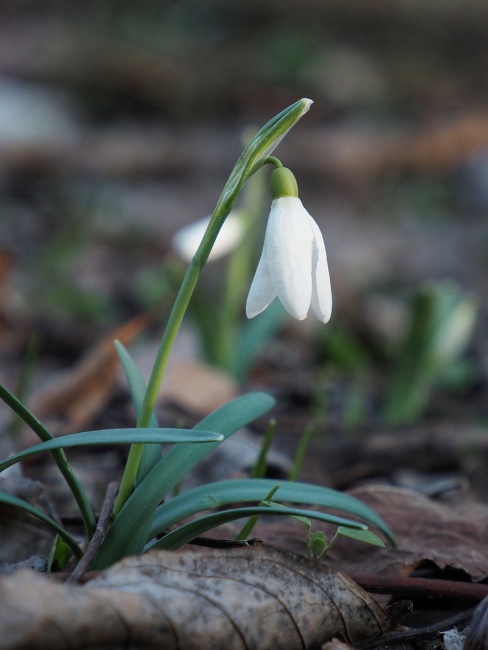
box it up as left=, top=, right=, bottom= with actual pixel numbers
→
left=246, top=196, right=332, bottom=322
left=173, top=212, right=244, bottom=263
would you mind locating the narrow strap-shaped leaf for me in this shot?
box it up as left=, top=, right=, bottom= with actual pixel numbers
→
left=115, top=341, right=161, bottom=482
left=0, top=490, right=83, bottom=559
left=148, top=505, right=370, bottom=551
left=0, top=383, right=96, bottom=537
left=149, top=478, right=395, bottom=544
left=0, top=428, right=223, bottom=474
left=92, top=392, right=275, bottom=569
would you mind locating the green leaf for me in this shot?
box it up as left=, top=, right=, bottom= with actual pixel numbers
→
left=115, top=341, right=161, bottom=481
left=336, top=526, right=386, bottom=547
left=0, top=383, right=96, bottom=537
left=149, top=478, right=395, bottom=544
left=308, top=531, right=328, bottom=558
left=0, top=490, right=83, bottom=559
left=47, top=535, right=73, bottom=572
left=92, top=392, right=275, bottom=569
left=0, top=428, right=224, bottom=473
left=148, top=505, right=366, bottom=551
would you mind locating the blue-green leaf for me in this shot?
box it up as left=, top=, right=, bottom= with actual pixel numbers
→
left=0, top=428, right=223, bottom=473
left=148, top=505, right=366, bottom=551
left=149, top=478, right=395, bottom=544
left=0, top=383, right=97, bottom=536
left=92, top=392, right=275, bottom=569
left=115, top=341, right=161, bottom=480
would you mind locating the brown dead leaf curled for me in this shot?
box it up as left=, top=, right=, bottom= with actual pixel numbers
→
left=0, top=548, right=391, bottom=650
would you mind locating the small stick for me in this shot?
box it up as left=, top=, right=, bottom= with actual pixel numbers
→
left=66, top=482, right=119, bottom=583
left=349, top=573, right=488, bottom=602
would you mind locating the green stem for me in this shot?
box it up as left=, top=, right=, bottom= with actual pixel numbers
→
left=114, top=163, right=284, bottom=516
left=262, top=156, right=283, bottom=169
left=113, top=99, right=313, bottom=516
left=113, top=194, right=236, bottom=516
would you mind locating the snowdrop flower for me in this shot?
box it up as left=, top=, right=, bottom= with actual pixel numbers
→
left=173, top=211, right=245, bottom=263
left=246, top=167, right=332, bottom=323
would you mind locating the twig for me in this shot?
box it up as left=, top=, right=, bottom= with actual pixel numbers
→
left=66, top=482, right=118, bottom=584
left=349, top=573, right=488, bottom=602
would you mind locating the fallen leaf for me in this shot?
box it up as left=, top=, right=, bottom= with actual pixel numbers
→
left=0, top=548, right=391, bottom=649
left=160, top=360, right=238, bottom=415
left=331, top=486, right=488, bottom=582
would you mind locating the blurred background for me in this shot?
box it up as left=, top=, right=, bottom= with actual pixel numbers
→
left=2, top=0, right=488, bottom=445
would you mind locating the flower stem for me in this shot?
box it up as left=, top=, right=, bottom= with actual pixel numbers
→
left=113, top=195, right=234, bottom=516
left=261, top=156, right=283, bottom=169
left=113, top=99, right=313, bottom=517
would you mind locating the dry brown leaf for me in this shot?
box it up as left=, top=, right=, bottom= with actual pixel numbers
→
left=331, top=486, right=488, bottom=582
left=0, top=548, right=391, bottom=649
left=160, top=360, right=238, bottom=415
left=217, top=485, right=488, bottom=587
left=24, top=313, right=153, bottom=442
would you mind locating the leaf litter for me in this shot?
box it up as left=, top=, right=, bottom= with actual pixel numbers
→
left=1, top=5, right=488, bottom=649
left=0, top=548, right=391, bottom=650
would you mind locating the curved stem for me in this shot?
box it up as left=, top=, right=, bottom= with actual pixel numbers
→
left=261, top=156, right=283, bottom=169
left=113, top=98, right=313, bottom=517
left=113, top=192, right=235, bottom=516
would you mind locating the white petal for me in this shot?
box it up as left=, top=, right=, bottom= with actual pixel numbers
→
left=266, top=197, right=313, bottom=320
left=246, top=244, right=277, bottom=318
left=309, top=215, right=332, bottom=323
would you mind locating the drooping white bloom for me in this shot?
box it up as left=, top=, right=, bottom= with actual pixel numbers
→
left=173, top=212, right=244, bottom=263
left=246, top=194, right=332, bottom=323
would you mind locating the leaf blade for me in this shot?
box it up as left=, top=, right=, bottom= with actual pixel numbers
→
left=92, top=392, right=275, bottom=568
left=0, top=428, right=224, bottom=473
left=149, top=478, right=395, bottom=544
left=114, top=341, right=161, bottom=481
left=0, top=383, right=96, bottom=537
left=149, top=505, right=367, bottom=551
